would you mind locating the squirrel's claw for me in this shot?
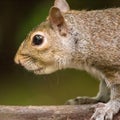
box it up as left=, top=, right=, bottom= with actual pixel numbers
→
left=91, top=100, right=120, bottom=120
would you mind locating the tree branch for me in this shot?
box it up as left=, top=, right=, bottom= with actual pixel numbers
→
left=0, top=105, right=119, bottom=120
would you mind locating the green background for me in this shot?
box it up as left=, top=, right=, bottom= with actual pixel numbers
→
left=0, top=0, right=119, bottom=105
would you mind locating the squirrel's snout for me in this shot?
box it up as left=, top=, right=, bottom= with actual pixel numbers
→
left=14, top=54, right=21, bottom=65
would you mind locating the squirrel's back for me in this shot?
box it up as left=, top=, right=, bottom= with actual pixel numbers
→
left=63, top=8, right=120, bottom=68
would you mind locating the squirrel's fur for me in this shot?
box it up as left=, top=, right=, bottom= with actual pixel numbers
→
left=15, top=0, right=120, bottom=120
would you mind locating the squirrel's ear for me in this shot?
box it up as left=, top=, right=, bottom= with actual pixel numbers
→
left=54, top=0, right=70, bottom=12
left=49, top=7, right=64, bottom=27
left=49, top=7, right=67, bottom=36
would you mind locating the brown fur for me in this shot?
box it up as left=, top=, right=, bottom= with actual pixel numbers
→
left=14, top=0, right=120, bottom=120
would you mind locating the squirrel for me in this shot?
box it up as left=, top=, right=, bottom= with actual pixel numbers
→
left=14, top=0, right=120, bottom=119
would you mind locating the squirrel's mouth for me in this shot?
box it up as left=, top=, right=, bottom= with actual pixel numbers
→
left=18, top=57, right=44, bottom=74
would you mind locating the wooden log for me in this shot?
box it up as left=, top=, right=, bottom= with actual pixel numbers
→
left=0, top=105, right=119, bottom=120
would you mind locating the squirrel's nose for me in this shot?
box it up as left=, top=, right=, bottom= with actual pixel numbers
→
left=14, top=41, right=25, bottom=64
left=14, top=54, right=21, bottom=65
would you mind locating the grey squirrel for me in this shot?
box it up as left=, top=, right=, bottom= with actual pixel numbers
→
left=14, top=0, right=120, bottom=119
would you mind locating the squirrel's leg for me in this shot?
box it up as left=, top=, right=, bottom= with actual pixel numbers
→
left=65, top=80, right=110, bottom=105
left=91, top=84, right=120, bottom=120
left=95, top=79, right=110, bottom=103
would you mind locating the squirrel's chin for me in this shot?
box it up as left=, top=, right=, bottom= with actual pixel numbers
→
left=33, top=68, right=44, bottom=75
left=33, top=66, right=58, bottom=75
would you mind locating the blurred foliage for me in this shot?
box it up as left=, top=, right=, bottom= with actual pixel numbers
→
left=0, top=0, right=119, bottom=105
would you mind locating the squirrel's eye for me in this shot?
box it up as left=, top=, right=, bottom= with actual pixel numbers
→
left=32, top=34, right=44, bottom=46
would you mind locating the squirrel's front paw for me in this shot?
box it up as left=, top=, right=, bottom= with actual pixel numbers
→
left=91, top=100, right=120, bottom=120
left=65, top=96, right=98, bottom=105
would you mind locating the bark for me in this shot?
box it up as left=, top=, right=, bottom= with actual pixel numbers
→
left=0, top=105, right=119, bottom=120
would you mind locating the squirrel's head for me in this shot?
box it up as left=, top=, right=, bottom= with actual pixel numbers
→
left=14, top=0, right=76, bottom=75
